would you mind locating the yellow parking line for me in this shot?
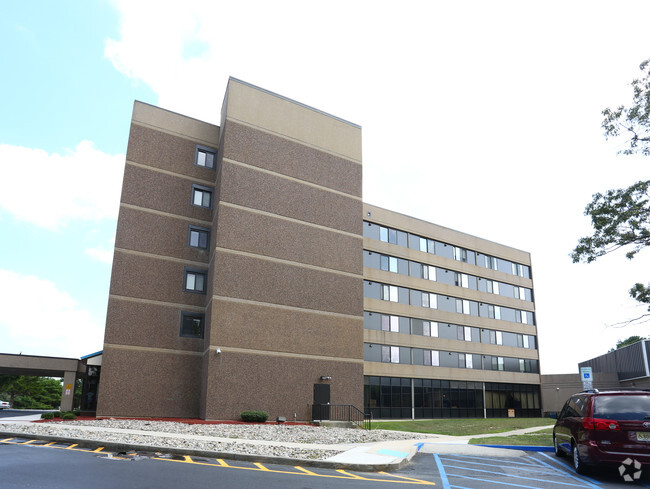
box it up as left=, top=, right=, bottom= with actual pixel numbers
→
left=64, top=444, right=79, bottom=449
left=378, top=472, right=436, bottom=485
left=44, top=442, right=57, bottom=447
left=1, top=438, right=15, bottom=443
left=254, top=463, right=270, bottom=471
left=294, top=466, right=318, bottom=475
left=183, top=456, right=194, bottom=463
left=216, top=459, right=229, bottom=467
left=337, top=469, right=366, bottom=479
left=92, top=447, right=104, bottom=453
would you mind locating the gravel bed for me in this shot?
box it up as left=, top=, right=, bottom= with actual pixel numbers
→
left=4, top=420, right=428, bottom=460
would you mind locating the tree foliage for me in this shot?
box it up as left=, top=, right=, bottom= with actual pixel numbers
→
left=616, top=336, right=646, bottom=349
left=573, top=59, right=650, bottom=322
left=0, top=375, right=63, bottom=409
left=602, top=59, right=650, bottom=155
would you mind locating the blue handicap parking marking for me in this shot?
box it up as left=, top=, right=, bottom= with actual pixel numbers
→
left=432, top=452, right=607, bottom=489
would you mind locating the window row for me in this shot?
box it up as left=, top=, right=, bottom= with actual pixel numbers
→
left=365, top=251, right=533, bottom=302
left=364, top=281, right=535, bottom=325
left=365, top=376, right=541, bottom=419
left=364, top=343, right=539, bottom=373
left=364, top=312, right=536, bottom=349
left=363, top=221, right=531, bottom=279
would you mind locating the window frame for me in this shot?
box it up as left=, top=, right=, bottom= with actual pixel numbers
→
left=188, top=224, right=210, bottom=250
left=194, top=145, right=217, bottom=170
left=180, top=311, right=205, bottom=338
left=184, top=267, right=208, bottom=294
left=191, top=184, right=214, bottom=209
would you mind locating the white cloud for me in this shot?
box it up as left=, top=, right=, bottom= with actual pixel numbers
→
left=84, top=246, right=115, bottom=264
left=0, top=269, right=104, bottom=358
left=0, top=141, right=124, bottom=230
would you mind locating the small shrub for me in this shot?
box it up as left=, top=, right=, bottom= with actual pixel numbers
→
left=240, top=410, right=269, bottom=423
left=61, top=412, right=76, bottom=420
left=52, top=411, right=62, bottom=418
left=72, top=408, right=81, bottom=416
left=41, top=412, right=54, bottom=420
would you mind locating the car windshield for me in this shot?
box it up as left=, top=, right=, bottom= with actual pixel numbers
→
left=594, top=395, right=650, bottom=420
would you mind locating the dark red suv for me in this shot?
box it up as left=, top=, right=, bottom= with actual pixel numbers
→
left=553, top=390, right=650, bottom=474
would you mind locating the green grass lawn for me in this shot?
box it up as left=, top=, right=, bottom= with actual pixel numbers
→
left=372, top=418, right=555, bottom=436
left=469, top=428, right=554, bottom=446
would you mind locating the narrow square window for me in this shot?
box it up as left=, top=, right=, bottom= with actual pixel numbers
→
left=381, top=315, right=390, bottom=331
left=422, top=293, right=430, bottom=308
left=389, top=256, right=398, bottom=273
left=180, top=311, right=204, bottom=338
left=466, top=355, right=473, bottom=369
left=184, top=268, right=207, bottom=294
left=431, top=350, right=440, bottom=367
left=191, top=184, right=213, bottom=209
left=424, top=350, right=432, bottom=366
left=380, top=255, right=389, bottom=271
left=381, top=346, right=390, bottom=362
left=390, top=346, right=400, bottom=363
left=458, top=353, right=466, bottom=368
left=429, top=266, right=437, bottom=281
left=419, top=237, right=427, bottom=253
left=464, top=326, right=472, bottom=341
left=188, top=225, right=210, bottom=249
left=390, top=315, right=399, bottom=332
left=422, top=264, right=429, bottom=280
left=430, top=322, right=439, bottom=337
left=195, top=146, right=217, bottom=169
left=496, top=331, right=503, bottom=345
left=380, top=227, right=389, bottom=242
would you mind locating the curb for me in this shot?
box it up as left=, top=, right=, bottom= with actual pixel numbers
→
left=0, top=430, right=412, bottom=472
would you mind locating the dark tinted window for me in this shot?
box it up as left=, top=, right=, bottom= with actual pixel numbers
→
left=594, top=394, right=650, bottom=420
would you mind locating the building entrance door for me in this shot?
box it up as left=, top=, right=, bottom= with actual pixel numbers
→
left=312, top=383, right=330, bottom=420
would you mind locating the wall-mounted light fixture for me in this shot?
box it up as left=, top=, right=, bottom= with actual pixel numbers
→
left=216, top=348, right=221, bottom=354
left=320, top=376, right=332, bottom=381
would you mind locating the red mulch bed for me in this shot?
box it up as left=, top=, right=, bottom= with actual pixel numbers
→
left=36, top=416, right=310, bottom=426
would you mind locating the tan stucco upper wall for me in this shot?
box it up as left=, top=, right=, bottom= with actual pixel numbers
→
left=224, top=79, right=362, bottom=163
left=132, top=101, right=220, bottom=148
left=363, top=204, right=532, bottom=265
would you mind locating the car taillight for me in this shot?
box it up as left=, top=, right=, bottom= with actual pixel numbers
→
left=582, top=418, right=620, bottom=430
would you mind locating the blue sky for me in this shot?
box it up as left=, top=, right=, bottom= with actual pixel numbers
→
left=1, top=0, right=650, bottom=373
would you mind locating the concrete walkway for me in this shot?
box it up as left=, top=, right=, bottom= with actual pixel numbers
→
left=0, top=415, right=555, bottom=471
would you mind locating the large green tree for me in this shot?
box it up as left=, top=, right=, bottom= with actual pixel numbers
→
left=0, top=375, right=63, bottom=409
left=572, top=59, right=650, bottom=323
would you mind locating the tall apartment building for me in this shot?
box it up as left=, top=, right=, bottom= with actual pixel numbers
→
left=97, top=78, right=541, bottom=420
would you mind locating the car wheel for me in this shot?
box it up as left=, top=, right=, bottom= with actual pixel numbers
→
left=572, top=442, right=587, bottom=475
left=553, top=434, right=565, bottom=457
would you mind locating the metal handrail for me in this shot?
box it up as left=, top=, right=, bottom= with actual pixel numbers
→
left=311, top=404, right=372, bottom=430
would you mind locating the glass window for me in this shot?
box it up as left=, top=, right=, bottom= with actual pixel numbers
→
left=496, top=331, right=503, bottom=345
left=195, top=146, right=216, bottom=169
left=191, top=185, right=213, bottom=208
left=180, top=311, right=204, bottom=338
left=188, top=225, right=210, bottom=249
left=419, top=237, right=427, bottom=252
left=455, top=272, right=469, bottom=288
left=432, top=350, right=440, bottom=366
left=454, top=247, right=468, bottom=262
left=381, top=285, right=398, bottom=302
left=456, top=299, right=470, bottom=314
left=184, top=269, right=207, bottom=293
left=380, top=226, right=389, bottom=242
